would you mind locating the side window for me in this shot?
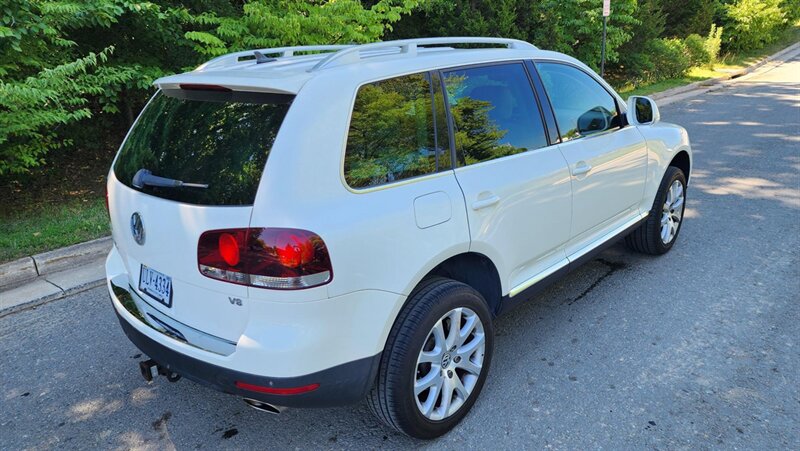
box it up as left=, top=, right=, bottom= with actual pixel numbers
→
left=536, top=62, right=621, bottom=141
left=443, top=63, right=548, bottom=166
left=344, top=72, right=450, bottom=189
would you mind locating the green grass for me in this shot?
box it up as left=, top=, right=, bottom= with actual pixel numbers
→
left=0, top=198, right=110, bottom=263
left=619, top=24, right=800, bottom=99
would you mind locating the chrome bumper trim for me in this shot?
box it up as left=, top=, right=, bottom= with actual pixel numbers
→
left=110, top=277, right=236, bottom=356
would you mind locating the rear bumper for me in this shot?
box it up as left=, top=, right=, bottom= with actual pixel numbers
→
left=105, top=245, right=399, bottom=408
left=114, top=306, right=381, bottom=407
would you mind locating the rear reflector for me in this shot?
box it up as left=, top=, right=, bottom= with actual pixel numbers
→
left=235, top=381, right=320, bottom=395
left=198, top=228, right=333, bottom=290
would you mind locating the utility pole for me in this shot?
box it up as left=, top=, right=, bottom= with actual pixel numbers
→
left=601, top=0, right=610, bottom=77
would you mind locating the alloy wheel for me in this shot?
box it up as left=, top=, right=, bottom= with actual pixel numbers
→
left=414, top=307, right=486, bottom=421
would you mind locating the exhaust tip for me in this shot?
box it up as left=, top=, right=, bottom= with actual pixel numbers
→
left=243, top=398, right=284, bottom=415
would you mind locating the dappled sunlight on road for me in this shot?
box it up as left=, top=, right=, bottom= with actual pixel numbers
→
left=693, top=176, right=800, bottom=208
left=68, top=397, right=124, bottom=422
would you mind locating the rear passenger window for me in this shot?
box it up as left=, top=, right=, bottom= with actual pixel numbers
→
left=443, top=63, right=547, bottom=166
left=344, top=73, right=450, bottom=189
left=536, top=62, right=621, bottom=141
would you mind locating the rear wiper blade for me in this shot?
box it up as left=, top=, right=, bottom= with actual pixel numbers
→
left=132, top=169, right=209, bottom=189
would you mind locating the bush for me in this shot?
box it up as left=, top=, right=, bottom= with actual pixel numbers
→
left=724, top=0, right=788, bottom=52
left=642, top=38, right=691, bottom=81
left=704, top=24, right=724, bottom=65
left=684, top=33, right=711, bottom=66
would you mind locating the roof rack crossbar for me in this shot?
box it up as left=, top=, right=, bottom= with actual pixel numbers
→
left=310, top=37, right=536, bottom=72
left=197, top=45, right=354, bottom=71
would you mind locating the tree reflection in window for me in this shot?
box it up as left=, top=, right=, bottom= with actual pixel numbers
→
left=345, top=73, right=448, bottom=189
left=443, top=64, right=548, bottom=165
left=113, top=92, right=291, bottom=205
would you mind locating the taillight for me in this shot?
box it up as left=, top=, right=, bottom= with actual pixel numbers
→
left=197, top=228, right=333, bottom=290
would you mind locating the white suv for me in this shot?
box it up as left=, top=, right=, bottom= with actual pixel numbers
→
left=105, top=37, right=691, bottom=439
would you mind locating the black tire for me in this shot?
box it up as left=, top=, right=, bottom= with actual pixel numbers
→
left=625, top=166, right=687, bottom=255
left=367, top=277, right=494, bottom=439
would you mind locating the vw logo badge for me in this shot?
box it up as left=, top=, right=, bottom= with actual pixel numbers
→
left=130, top=212, right=145, bottom=245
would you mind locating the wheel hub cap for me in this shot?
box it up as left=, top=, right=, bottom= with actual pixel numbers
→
left=441, top=353, right=451, bottom=368
left=414, top=307, right=486, bottom=421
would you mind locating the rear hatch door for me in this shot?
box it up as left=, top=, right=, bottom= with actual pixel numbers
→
left=109, top=87, right=293, bottom=342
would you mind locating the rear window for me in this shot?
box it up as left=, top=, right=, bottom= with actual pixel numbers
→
left=113, top=89, right=293, bottom=206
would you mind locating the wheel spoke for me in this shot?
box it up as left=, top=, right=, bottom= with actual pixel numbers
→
left=457, top=332, right=485, bottom=359
left=431, top=319, right=446, bottom=350
left=439, top=378, right=455, bottom=417
left=419, top=378, right=443, bottom=417
left=456, top=356, right=482, bottom=375
left=445, top=308, right=462, bottom=350
left=453, top=373, right=469, bottom=399
left=418, top=349, right=442, bottom=364
left=455, top=313, right=478, bottom=347
left=415, top=368, right=442, bottom=395
left=661, top=222, right=670, bottom=242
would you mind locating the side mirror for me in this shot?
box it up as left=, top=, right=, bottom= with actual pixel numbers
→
left=577, top=106, right=610, bottom=135
left=626, top=96, right=660, bottom=125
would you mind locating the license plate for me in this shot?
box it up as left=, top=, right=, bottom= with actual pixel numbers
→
left=139, top=265, right=173, bottom=307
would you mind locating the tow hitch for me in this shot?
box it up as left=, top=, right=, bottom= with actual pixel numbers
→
left=139, top=359, right=182, bottom=383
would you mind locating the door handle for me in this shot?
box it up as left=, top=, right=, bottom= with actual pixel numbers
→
left=472, top=194, right=500, bottom=210
left=572, top=162, right=592, bottom=176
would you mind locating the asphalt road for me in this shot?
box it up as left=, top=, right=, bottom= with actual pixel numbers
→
left=2, top=54, right=799, bottom=450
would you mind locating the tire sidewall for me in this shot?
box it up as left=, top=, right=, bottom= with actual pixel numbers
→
left=393, top=283, right=494, bottom=439
left=653, top=167, right=687, bottom=253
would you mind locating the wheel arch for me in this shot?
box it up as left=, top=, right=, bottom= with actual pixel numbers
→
left=417, top=252, right=503, bottom=316
left=669, top=149, right=691, bottom=183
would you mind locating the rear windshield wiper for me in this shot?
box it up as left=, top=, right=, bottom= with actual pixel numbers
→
left=132, top=169, right=209, bottom=189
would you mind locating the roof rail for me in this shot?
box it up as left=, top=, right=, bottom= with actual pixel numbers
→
left=310, top=37, right=537, bottom=72
left=197, top=45, right=354, bottom=71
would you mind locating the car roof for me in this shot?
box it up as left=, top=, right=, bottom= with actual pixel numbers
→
left=153, top=37, right=583, bottom=94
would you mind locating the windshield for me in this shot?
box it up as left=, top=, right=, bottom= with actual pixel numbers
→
left=113, top=89, right=293, bottom=205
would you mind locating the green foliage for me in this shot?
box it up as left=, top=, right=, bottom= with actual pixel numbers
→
left=387, top=0, right=638, bottom=71
left=661, top=0, right=720, bottom=37
left=0, top=0, right=795, bottom=177
left=684, top=34, right=711, bottom=66
left=704, top=24, right=724, bottom=64
left=723, top=0, right=788, bottom=52
left=630, top=38, right=691, bottom=83
left=186, top=0, right=422, bottom=57
left=0, top=0, right=419, bottom=175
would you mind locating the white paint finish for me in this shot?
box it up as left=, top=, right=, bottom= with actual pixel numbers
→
left=107, top=40, right=693, bottom=383
left=414, top=191, right=453, bottom=229
left=558, top=126, right=649, bottom=255
left=454, top=148, right=572, bottom=294
left=107, top=176, right=252, bottom=342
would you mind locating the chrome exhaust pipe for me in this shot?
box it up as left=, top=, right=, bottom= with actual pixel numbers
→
left=243, top=398, right=286, bottom=415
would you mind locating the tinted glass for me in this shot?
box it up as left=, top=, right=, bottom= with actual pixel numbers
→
left=113, top=90, right=292, bottom=205
left=344, top=72, right=449, bottom=189
left=634, top=97, right=654, bottom=123
left=443, top=63, right=547, bottom=165
left=536, top=62, right=621, bottom=141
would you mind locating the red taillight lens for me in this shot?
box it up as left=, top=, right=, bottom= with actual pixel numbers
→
left=198, top=228, right=332, bottom=290
left=105, top=186, right=110, bottom=216
left=218, top=233, right=240, bottom=266
left=235, top=381, right=320, bottom=395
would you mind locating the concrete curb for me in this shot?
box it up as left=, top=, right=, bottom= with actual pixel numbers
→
left=651, top=41, right=800, bottom=105
left=0, top=236, right=111, bottom=290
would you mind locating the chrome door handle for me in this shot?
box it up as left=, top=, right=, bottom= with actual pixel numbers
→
left=572, top=162, right=592, bottom=176
left=472, top=195, right=500, bottom=210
